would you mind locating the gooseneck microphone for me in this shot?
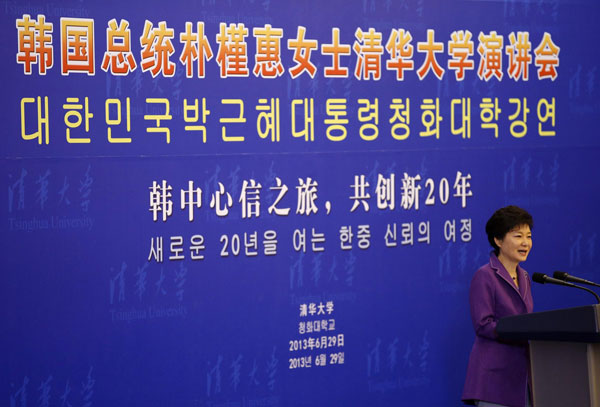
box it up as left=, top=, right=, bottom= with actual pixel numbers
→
left=532, top=273, right=600, bottom=304
left=532, top=273, right=575, bottom=287
left=553, top=271, right=600, bottom=288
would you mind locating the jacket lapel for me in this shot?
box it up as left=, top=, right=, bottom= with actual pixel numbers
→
left=490, top=254, right=527, bottom=306
left=517, top=266, right=529, bottom=299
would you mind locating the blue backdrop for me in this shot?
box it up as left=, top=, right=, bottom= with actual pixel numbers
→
left=2, top=0, right=600, bottom=405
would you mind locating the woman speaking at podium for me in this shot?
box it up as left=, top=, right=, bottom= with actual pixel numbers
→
left=462, top=206, right=534, bottom=407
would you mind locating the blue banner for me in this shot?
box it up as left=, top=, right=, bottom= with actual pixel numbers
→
left=2, top=0, right=600, bottom=405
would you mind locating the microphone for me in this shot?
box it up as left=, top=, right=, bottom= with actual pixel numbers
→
left=532, top=273, right=576, bottom=287
left=553, top=271, right=600, bottom=288
left=532, top=273, right=600, bottom=304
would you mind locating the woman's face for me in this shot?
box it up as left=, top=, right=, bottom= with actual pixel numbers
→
left=494, top=224, right=532, bottom=265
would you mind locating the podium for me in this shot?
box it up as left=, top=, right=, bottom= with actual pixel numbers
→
left=497, top=304, right=600, bottom=407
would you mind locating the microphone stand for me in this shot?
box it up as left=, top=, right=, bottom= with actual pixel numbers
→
left=572, top=285, right=600, bottom=304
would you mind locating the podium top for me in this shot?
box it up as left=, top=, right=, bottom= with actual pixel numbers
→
left=497, top=304, right=600, bottom=343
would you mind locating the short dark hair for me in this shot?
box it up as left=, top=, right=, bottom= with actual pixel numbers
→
left=485, top=205, right=533, bottom=255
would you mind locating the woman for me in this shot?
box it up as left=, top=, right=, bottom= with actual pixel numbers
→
left=462, top=206, right=534, bottom=407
